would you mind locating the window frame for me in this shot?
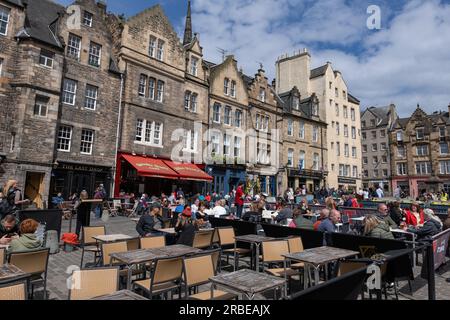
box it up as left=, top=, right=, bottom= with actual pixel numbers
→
left=134, top=119, right=164, bottom=147
left=67, top=33, right=81, bottom=60
left=80, top=129, right=95, bottom=155
left=39, top=49, right=54, bottom=68
left=33, top=96, right=48, bottom=117
left=88, top=42, right=102, bottom=68
left=62, top=79, right=77, bottom=106
left=84, top=84, right=98, bottom=110
left=57, top=125, right=72, bottom=152
left=83, top=11, right=93, bottom=27
left=0, top=5, right=10, bottom=36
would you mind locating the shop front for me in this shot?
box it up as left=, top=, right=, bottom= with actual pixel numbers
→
left=50, top=162, right=113, bottom=200
left=115, top=154, right=213, bottom=198
left=338, top=178, right=358, bottom=193
left=206, top=164, right=246, bottom=195
left=287, top=169, right=325, bottom=193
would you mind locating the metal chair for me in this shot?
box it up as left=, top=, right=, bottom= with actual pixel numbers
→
left=140, top=236, right=166, bottom=249
left=80, top=226, right=106, bottom=268
left=0, top=281, right=27, bottom=300
left=192, top=230, right=214, bottom=249
left=8, top=248, right=50, bottom=300
left=68, top=267, right=120, bottom=300
left=0, top=248, right=4, bottom=267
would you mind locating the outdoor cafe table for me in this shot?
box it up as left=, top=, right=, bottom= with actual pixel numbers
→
left=90, top=290, right=149, bottom=300
left=390, top=228, right=417, bottom=267
left=209, top=269, right=286, bottom=300
left=110, top=245, right=203, bottom=290
left=0, top=264, right=29, bottom=285
left=283, top=246, right=360, bottom=290
left=234, top=235, right=275, bottom=272
left=93, top=234, right=133, bottom=243
left=351, top=217, right=366, bottom=222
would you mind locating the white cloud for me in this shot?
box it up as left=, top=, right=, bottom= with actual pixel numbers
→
left=183, top=0, right=450, bottom=116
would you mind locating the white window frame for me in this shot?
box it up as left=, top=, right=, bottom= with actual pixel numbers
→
left=184, top=91, right=191, bottom=110
left=156, top=39, right=164, bottom=61
left=440, top=161, right=450, bottom=175
left=416, top=128, right=425, bottom=140
left=396, top=131, right=403, bottom=141
left=156, top=80, right=164, bottom=102
left=352, top=127, right=356, bottom=139
left=80, top=129, right=94, bottom=155
left=67, top=33, right=81, bottom=60
left=440, top=143, right=449, bottom=155
left=257, top=142, right=269, bottom=164
left=344, top=144, right=349, bottom=158
left=344, top=125, right=349, bottom=138
left=190, top=56, right=199, bottom=76
left=230, top=81, right=236, bottom=98
left=415, top=162, right=432, bottom=175
left=313, top=153, right=320, bottom=171
left=62, top=79, right=77, bottom=105
left=83, top=11, right=93, bottom=27
left=287, top=149, right=294, bottom=167
left=84, top=84, right=98, bottom=110
left=88, top=42, right=102, bottom=68
left=213, top=104, right=221, bottom=123
left=380, top=143, right=387, bottom=151
left=287, top=119, right=293, bottom=136
left=397, top=163, right=407, bottom=175
left=293, top=96, right=300, bottom=110
left=299, top=121, right=305, bottom=139
left=353, top=166, right=358, bottom=178
left=416, top=145, right=429, bottom=156
left=211, top=133, right=220, bottom=155
left=299, top=151, right=305, bottom=170
left=149, top=78, right=156, bottom=100
left=259, top=87, right=266, bottom=102
left=138, top=74, right=147, bottom=97
left=149, top=36, right=157, bottom=58
left=134, top=119, right=163, bottom=147
left=33, top=97, right=48, bottom=117
left=57, top=126, right=72, bottom=152
left=363, top=157, right=368, bottom=165
left=372, top=144, right=378, bottom=152
left=343, top=106, right=348, bottom=119
left=352, top=147, right=357, bottom=159
left=312, top=126, right=319, bottom=142
left=224, top=106, right=231, bottom=125
left=183, top=130, right=198, bottom=153
left=224, top=78, right=230, bottom=95
left=39, top=49, right=54, bottom=68
left=223, top=134, right=231, bottom=156
left=0, top=5, right=10, bottom=36
left=234, top=136, right=241, bottom=158
left=312, top=102, right=319, bottom=116
left=235, top=110, right=242, bottom=128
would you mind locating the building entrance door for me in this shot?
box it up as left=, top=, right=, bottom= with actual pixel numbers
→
left=25, top=172, right=45, bottom=209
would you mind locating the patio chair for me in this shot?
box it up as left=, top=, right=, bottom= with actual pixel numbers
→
left=8, top=248, right=50, bottom=300
left=192, top=230, right=214, bottom=249
left=102, top=241, right=144, bottom=280
left=140, top=236, right=166, bottom=249
left=287, top=237, right=306, bottom=269
left=126, top=237, right=140, bottom=251
left=0, top=281, right=27, bottom=300
left=68, top=267, right=119, bottom=300
left=80, top=226, right=106, bottom=268
left=217, top=227, right=251, bottom=270
left=0, top=247, right=4, bottom=266
left=183, top=252, right=237, bottom=300
left=133, top=256, right=184, bottom=300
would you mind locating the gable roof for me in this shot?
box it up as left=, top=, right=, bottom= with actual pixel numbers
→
left=348, top=93, right=360, bottom=104
left=364, top=106, right=392, bottom=127
left=310, top=64, right=328, bottom=79
left=16, top=0, right=64, bottom=49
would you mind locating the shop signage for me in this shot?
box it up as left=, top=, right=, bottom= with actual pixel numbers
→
left=59, top=163, right=109, bottom=173
left=338, top=178, right=357, bottom=184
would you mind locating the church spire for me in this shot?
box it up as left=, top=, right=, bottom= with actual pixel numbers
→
left=183, top=0, right=193, bottom=45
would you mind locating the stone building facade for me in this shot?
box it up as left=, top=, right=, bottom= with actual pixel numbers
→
left=243, top=68, right=282, bottom=196
left=361, top=105, right=398, bottom=195
left=277, top=86, right=328, bottom=193
left=108, top=3, right=210, bottom=197
left=390, top=106, right=450, bottom=199
left=275, top=51, right=362, bottom=191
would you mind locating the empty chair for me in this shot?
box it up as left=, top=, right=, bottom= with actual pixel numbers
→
left=126, top=238, right=140, bottom=251
left=102, top=241, right=128, bottom=266
left=133, top=256, right=184, bottom=300
left=0, top=248, right=4, bottom=266
left=140, top=236, right=166, bottom=249
left=261, top=240, right=298, bottom=278
left=217, top=227, right=250, bottom=270
left=9, top=248, right=50, bottom=299
left=192, top=230, right=214, bottom=249
left=80, top=226, right=106, bottom=268
left=0, top=281, right=27, bottom=300
left=68, top=267, right=119, bottom=300
left=287, top=237, right=305, bottom=270
left=183, top=253, right=236, bottom=300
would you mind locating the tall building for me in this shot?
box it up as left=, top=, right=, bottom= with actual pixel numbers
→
left=361, top=105, right=398, bottom=194
left=390, top=106, right=450, bottom=199
left=109, top=2, right=212, bottom=197
left=275, top=51, right=362, bottom=190
left=277, top=86, right=328, bottom=193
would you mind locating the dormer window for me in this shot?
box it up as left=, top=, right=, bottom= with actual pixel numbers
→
left=0, top=5, right=10, bottom=36
left=190, top=57, right=199, bottom=76
left=156, top=39, right=164, bottom=61
left=224, top=78, right=230, bottom=95
left=312, top=101, right=319, bottom=116
left=83, top=11, right=93, bottom=27
left=259, top=88, right=266, bottom=102
left=416, top=128, right=425, bottom=140
left=397, top=131, right=403, bottom=142
left=230, top=81, right=236, bottom=98
left=293, top=96, right=300, bottom=110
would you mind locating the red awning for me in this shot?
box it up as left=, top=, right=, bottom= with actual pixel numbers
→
left=163, top=161, right=213, bottom=182
left=121, top=154, right=179, bottom=180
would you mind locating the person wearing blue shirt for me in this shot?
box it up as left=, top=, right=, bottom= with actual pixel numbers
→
left=52, top=193, right=64, bottom=208
left=318, top=210, right=341, bottom=233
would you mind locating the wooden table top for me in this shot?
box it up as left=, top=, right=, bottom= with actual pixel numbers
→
left=210, top=269, right=286, bottom=295
left=156, top=228, right=176, bottom=234
left=283, top=246, right=360, bottom=266
left=110, top=245, right=203, bottom=265
left=0, top=264, right=27, bottom=284
left=234, top=234, right=274, bottom=243
left=90, top=290, right=149, bottom=300
left=93, top=234, right=133, bottom=243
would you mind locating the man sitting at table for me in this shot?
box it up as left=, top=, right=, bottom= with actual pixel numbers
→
left=376, top=204, right=398, bottom=229
left=136, top=202, right=164, bottom=237
left=0, top=214, right=19, bottom=245
left=275, top=201, right=292, bottom=225
left=289, top=208, right=314, bottom=230
left=318, top=209, right=341, bottom=233
left=313, top=208, right=330, bottom=231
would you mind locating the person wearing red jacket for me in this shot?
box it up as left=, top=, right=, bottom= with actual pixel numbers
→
left=404, top=202, right=425, bottom=227
left=235, top=182, right=245, bottom=218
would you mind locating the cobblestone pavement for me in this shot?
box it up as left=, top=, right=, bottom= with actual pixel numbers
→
left=34, top=214, right=450, bottom=300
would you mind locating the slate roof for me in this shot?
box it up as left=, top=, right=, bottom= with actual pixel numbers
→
left=367, top=106, right=391, bottom=127
left=242, top=74, right=253, bottom=86
left=5, top=0, right=23, bottom=7
left=348, top=93, right=360, bottom=104
left=16, top=0, right=64, bottom=49
left=310, top=65, right=328, bottom=79
left=202, top=60, right=216, bottom=69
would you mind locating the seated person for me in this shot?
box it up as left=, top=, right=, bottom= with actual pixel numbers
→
left=318, top=210, right=341, bottom=233
left=0, top=214, right=19, bottom=245
left=363, top=215, right=394, bottom=240
left=51, top=193, right=65, bottom=209
left=289, top=208, right=314, bottom=230
left=404, top=202, right=425, bottom=227
left=242, top=202, right=261, bottom=222
left=313, top=208, right=330, bottom=231
left=275, top=201, right=293, bottom=225
left=136, top=202, right=164, bottom=237
left=211, top=199, right=228, bottom=218
left=9, top=219, right=42, bottom=253
left=196, top=203, right=211, bottom=229
left=407, top=209, right=443, bottom=242
left=175, top=207, right=198, bottom=246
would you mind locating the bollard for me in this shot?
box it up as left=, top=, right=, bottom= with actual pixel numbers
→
left=45, top=230, right=60, bottom=254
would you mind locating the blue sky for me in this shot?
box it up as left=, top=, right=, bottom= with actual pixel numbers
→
left=56, top=0, right=450, bottom=117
